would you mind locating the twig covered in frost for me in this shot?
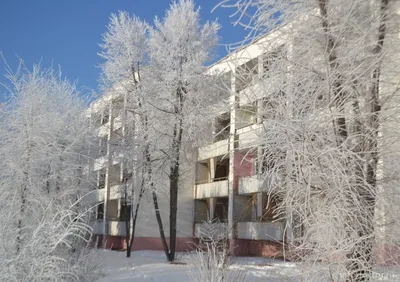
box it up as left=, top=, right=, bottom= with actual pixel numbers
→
left=188, top=219, right=246, bottom=282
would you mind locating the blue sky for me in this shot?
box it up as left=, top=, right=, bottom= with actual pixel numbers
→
left=0, top=0, right=249, bottom=97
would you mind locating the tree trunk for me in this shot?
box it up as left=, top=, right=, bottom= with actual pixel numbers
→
left=134, top=77, right=171, bottom=261
left=16, top=177, right=26, bottom=253
left=125, top=217, right=131, bottom=258
left=168, top=87, right=184, bottom=262
left=143, top=114, right=171, bottom=260
left=151, top=184, right=171, bottom=260
left=17, top=145, right=30, bottom=253
left=126, top=179, right=145, bottom=257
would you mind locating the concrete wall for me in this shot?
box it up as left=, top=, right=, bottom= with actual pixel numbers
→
left=134, top=158, right=195, bottom=240
left=233, top=151, right=255, bottom=190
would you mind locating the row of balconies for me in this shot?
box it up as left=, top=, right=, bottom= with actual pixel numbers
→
left=194, top=221, right=284, bottom=241
left=93, top=152, right=124, bottom=171
left=83, top=184, right=131, bottom=204
left=97, top=115, right=123, bottom=137
left=198, top=124, right=263, bottom=162
left=238, top=79, right=283, bottom=107
left=194, top=175, right=271, bottom=199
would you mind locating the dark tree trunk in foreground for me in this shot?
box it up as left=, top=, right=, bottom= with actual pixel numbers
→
left=168, top=86, right=184, bottom=262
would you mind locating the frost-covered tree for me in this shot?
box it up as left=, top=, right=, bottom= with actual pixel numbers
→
left=99, top=1, right=222, bottom=262
left=144, top=0, right=220, bottom=261
left=99, top=11, right=148, bottom=258
left=0, top=65, right=99, bottom=281
left=221, top=0, right=400, bottom=281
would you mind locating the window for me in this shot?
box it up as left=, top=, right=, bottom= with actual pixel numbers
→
left=214, top=159, right=229, bottom=181
left=97, top=203, right=104, bottom=220
left=120, top=204, right=131, bottom=222
left=98, top=169, right=106, bottom=189
left=122, top=168, right=132, bottom=184
left=99, top=136, right=108, bottom=156
left=106, top=200, right=119, bottom=221
left=214, top=198, right=228, bottom=222
left=101, top=109, right=110, bottom=125
left=194, top=199, right=208, bottom=223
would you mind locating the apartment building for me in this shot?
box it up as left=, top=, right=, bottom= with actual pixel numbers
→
left=87, top=18, right=400, bottom=261
left=85, top=19, right=295, bottom=255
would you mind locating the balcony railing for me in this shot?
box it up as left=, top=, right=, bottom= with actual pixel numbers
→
left=82, top=189, right=104, bottom=204
left=195, top=178, right=229, bottom=199
left=238, top=175, right=271, bottom=195
left=108, top=221, right=127, bottom=236
left=238, top=76, right=283, bottom=107
left=239, top=81, right=263, bottom=106
left=93, top=155, right=108, bottom=171
left=237, top=221, right=284, bottom=241
left=109, top=184, right=131, bottom=200
left=198, top=139, right=229, bottom=161
left=113, top=115, right=123, bottom=131
left=236, top=123, right=263, bottom=149
left=194, top=222, right=228, bottom=238
left=92, top=220, right=126, bottom=237
left=97, top=120, right=110, bottom=137
left=92, top=220, right=104, bottom=235
left=195, top=176, right=228, bottom=185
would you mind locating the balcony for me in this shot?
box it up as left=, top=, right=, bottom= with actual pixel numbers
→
left=82, top=189, right=104, bottom=204
left=90, top=185, right=130, bottom=202
left=98, top=121, right=110, bottom=137
left=238, top=77, right=282, bottom=107
left=198, top=139, right=229, bottom=161
left=195, top=179, right=229, bottom=199
left=237, top=221, right=284, bottom=241
left=235, top=107, right=256, bottom=130
left=92, top=220, right=127, bottom=236
left=238, top=175, right=270, bottom=195
left=109, top=184, right=131, bottom=200
left=113, top=115, right=123, bottom=131
left=194, top=222, right=228, bottom=238
left=239, top=82, right=263, bottom=106
left=108, top=221, right=127, bottom=236
left=92, top=220, right=104, bottom=235
left=93, top=155, right=108, bottom=171
left=111, top=151, right=124, bottom=164
left=236, top=123, right=263, bottom=149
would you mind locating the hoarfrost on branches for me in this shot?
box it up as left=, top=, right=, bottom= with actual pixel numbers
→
left=0, top=65, right=99, bottom=281
left=220, top=0, right=400, bottom=281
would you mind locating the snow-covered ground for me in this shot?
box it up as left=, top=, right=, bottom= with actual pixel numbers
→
left=95, top=250, right=400, bottom=282
left=95, top=250, right=300, bottom=281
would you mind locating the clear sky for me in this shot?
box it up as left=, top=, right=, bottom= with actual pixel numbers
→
left=0, top=0, right=249, bottom=97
